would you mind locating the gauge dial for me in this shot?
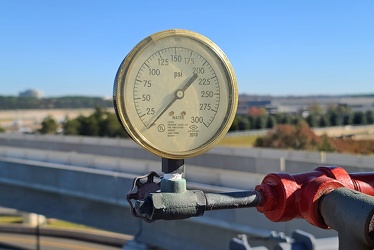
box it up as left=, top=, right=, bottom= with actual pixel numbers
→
left=114, top=29, right=238, bottom=159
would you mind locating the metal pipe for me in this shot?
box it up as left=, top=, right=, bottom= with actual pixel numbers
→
left=205, top=191, right=262, bottom=210
left=134, top=190, right=262, bottom=221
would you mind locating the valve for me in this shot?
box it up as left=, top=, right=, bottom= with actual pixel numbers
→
left=255, top=166, right=374, bottom=228
left=126, top=158, right=261, bottom=222
left=126, top=171, right=160, bottom=222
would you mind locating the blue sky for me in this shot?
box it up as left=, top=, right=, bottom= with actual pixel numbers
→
left=1, top=1, right=373, bottom=97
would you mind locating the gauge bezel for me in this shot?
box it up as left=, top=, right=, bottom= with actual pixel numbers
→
left=113, top=29, right=238, bottom=159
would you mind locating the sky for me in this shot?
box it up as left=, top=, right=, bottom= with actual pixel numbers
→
left=0, top=1, right=373, bottom=97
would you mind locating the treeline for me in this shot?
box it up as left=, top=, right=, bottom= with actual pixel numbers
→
left=0, top=96, right=112, bottom=109
left=255, top=121, right=374, bottom=155
left=230, top=105, right=374, bottom=131
left=39, top=107, right=128, bottom=138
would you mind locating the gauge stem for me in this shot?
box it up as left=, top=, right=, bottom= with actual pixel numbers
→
left=162, top=158, right=185, bottom=175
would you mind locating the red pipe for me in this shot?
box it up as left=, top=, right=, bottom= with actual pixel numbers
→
left=255, top=166, right=374, bottom=229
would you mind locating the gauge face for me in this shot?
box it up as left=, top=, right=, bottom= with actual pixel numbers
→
left=114, top=29, right=238, bottom=159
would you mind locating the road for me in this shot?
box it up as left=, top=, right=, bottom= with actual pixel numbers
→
left=0, top=232, right=123, bottom=250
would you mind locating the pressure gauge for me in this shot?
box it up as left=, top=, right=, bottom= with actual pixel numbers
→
left=114, top=29, right=238, bottom=159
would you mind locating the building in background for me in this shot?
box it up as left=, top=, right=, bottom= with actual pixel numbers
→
left=19, top=89, right=43, bottom=98
left=238, top=94, right=374, bottom=115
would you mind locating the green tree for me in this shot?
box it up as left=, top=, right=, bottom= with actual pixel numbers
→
left=229, top=116, right=239, bottom=131
left=266, top=115, right=277, bottom=129
left=342, top=113, right=353, bottom=125
left=317, top=134, right=336, bottom=152
left=39, top=116, right=58, bottom=134
left=352, top=111, right=366, bottom=125
left=290, top=115, right=302, bottom=126
left=78, top=115, right=100, bottom=136
left=60, top=108, right=129, bottom=138
left=254, top=115, right=267, bottom=129
left=319, top=115, right=330, bottom=127
left=328, top=111, right=339, bottom=126
left=63, top=117, right=81, bottom=135
left=308, top=104, right=323, bottom=115
left=365, top=110, right=374, bottom=124
left=237, top=116, right=251, bottom=131
left=276, top=114, right=291, bottom=124
left=99, top=112, right=128, bottom=137
left=306, top=114, right=318, bottom=127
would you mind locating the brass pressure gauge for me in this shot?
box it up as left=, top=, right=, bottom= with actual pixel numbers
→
left=114, top=29, right=238, bottom=159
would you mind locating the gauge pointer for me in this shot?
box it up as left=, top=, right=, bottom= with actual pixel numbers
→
left=146, top=73, right=198, bottom=129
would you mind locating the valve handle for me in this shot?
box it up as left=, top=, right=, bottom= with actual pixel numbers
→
left=126, top=171, right=161, bottom=222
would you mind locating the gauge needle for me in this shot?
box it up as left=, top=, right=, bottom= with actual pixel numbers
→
left=146, top=73, right=198, bottom=129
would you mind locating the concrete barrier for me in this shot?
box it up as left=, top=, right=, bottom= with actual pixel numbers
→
left=0, top=146, right=262, bottom=190
left=1, top=133, right=374, bottom=179
left=1, top=133, right=373, bottom=249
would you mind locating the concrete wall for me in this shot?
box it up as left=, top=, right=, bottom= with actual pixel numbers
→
left=1, top=133, right=373, bottom=175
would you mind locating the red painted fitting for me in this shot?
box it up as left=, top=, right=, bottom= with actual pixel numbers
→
left=255, top=166, right=374, bottom=228
left=349, top=173, right=374, bottom=196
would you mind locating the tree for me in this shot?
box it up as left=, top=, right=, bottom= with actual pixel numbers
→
left=248, top=107, right=267, bottom=117
left=61, top=108, right=128, bottom=138
left=78, top=115, right=100, bottom=136
left=237, top=116, right=251, bottom=130
left=365, top=110, right=374, bottom=124
left=290, top=116, right=302, bottom=126
left=342, top=113, right=353, bottom=125
left=39, top=116, right=58, bottom=134
left=254, top=122, right=335, bottom=152
left=99, top=112, right=128, bottom=137
left=352, top=111, right=366, bottom=125
left=255, top=122, right=319, bottom=150
left=306, top=114, right=318, bottom=127
left=293, top=121, right=320, bottom=149
left=319, top=115, right=330, bottom=127
left=329, top=110, right=345, bottom=126
left=254, top=115, right=267, bottom=129
left=276, top=113, right=291, bottom=124
left=308, top=104, right=323, bottom=115
left=266, top=116, right=277, bottom=129
left=63, top=117, right=81, bottom=135
left=317, top=134, right=336, bottom=152
left=229, top=116, right=239, bottom=131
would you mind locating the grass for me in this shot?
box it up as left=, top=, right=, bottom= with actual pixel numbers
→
left=0, top=216, right=23, bottom=224
left=0, top=215, right=95, bottom=230
left=218, top=135, right=259, bottom=147
left=45, top=219, right=95, bottom=230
